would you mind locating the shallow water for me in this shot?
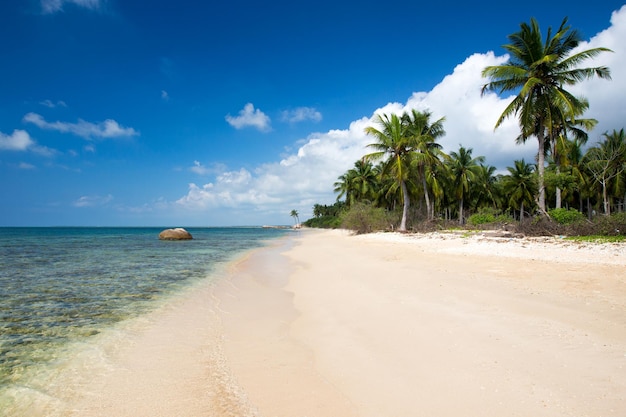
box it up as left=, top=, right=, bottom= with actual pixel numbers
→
left=0, top=227, right=289, bottom=414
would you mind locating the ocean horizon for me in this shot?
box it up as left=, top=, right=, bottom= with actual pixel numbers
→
left=0, top=226, right=291, bottom=415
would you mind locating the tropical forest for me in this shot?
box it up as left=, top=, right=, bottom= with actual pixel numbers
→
left=303, top=18, right=626, bottom=238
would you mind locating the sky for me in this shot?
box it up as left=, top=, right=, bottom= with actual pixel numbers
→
left=1, top=0, right=625, bottom=227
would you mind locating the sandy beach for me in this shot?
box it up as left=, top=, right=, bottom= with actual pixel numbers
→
left=51, top=228, right=625, bottom=417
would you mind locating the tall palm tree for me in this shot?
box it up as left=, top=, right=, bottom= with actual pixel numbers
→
left=364, top=113, right=414, bottom=231
left=481, top=17, right=611, bottom=214
left=402, top=109, right=446, bottom=220
left=502, top=159, right=537, bottom=221
left=446, top=146, right=485, bottom=224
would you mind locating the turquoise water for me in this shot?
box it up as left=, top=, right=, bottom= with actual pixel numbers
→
left=0, top=227, right=289, bottom=411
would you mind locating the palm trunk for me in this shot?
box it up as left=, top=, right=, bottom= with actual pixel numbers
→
left=537, top=131, right=547, bottom=214
left=459, top=198, right=464, bottom=225
left=520, top=201, right=525, bottom=222
left=555, top=167, right=562, bottom=209
left=422, top=175, right=432, bottom=220
left=399, top=180, right=409, bottom=232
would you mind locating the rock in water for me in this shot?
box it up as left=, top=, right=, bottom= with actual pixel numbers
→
left=158, top=228, right=193, bottom=240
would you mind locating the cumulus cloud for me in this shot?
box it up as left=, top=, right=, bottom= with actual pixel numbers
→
left=281, top=107, right=323, bottom=123
left=225, top=103, right=271, bottom=132
left=73, top=194, right=113, bottom=207
left=0, top=130, right=35, bottom=151
left=0, top=129, right=56, bottom=156
left=41, top=0, right=102, bottom=14
left=175, top=7, right=626, bottom=222
left=23, top=113, right=139, bottom=140
left=569, top=4, right=626, bottom=143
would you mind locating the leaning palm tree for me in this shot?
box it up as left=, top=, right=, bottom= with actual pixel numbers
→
left=482, top=17, right=611, bottom=214
left=364, top=113, right=414, bottom=231
left=290, top=209, right=300, bottom=227
left=446, top=146, right=485, bottom=224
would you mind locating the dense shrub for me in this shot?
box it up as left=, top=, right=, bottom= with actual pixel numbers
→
left=548, top=208, right=586, bottom=225
left=467, top=208, right=514, bottom=227
left=340, top=202, right=393, bottom=234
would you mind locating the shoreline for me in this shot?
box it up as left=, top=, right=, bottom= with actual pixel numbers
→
left=21, top=229, right=625, bottom=416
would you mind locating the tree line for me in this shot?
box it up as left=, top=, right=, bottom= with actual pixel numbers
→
left=304, top=17, right=626, bottom=234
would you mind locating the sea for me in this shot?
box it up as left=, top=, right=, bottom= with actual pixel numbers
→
left=0, top=226, right=291, bottom=415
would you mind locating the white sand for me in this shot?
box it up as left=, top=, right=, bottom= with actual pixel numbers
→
left=217, top=229, right=626, bottom=417
left=45, top=229, right=625, bottom=417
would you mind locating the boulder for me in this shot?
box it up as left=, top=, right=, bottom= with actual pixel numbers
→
left=158, top=228, right=193, bottom=240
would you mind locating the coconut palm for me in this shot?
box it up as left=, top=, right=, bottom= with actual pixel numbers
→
left=290, top=209, right=300, bottom=227
left=482, top=17, right=611, bottom=214
left=545, top=100, right=596, bottom=208
left=364, top=113, right=414, bottom=231
left=502, top=159, right=537, bottom=221
left=586, top=129, right=626, bottom=214
left=402, top=109, right=446, bottom=220
left=446, top=146, right=485, bottom=224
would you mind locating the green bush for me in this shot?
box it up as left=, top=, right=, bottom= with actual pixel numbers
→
left=548, top=208, right=585, bottom=225
left=467, top=208, right=513, bottom=226
left=340, top=202, right=393, bottom=234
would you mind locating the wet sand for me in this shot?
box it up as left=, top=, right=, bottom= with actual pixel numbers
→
left=45, top=229, right=626, bottom=417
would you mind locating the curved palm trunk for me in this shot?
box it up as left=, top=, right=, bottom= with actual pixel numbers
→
left=399, top=180, right=409, bottom=232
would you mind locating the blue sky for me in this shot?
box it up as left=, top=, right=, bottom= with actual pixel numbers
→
left=1, top=1, right=625, bottom=226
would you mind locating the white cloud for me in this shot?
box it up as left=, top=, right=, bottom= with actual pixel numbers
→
left=281, top=107, right=323, bottom=123
left=161, top=90, right=169, bottom=101
left=569, top=4, right=626, bottom=143
left=189, top=161, right=226, bottom=176
left=23, top=113, right=139, bottom=139
left=41, top=0, right=102, bottom=14
left=19, top=162, right=36, bottom=170
left=225, top=103, right=271, bottom=132
left=174, top=7, right=626, bottom=223
left=40, top=99, right=67, bottom=108
left=0, top=130, right=35, bottom=151
left=73, top=194, right=113, bottom=208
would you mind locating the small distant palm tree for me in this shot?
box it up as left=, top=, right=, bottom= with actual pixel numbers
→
left=446, top=146, right=485, bottom=224
left=290, top=209, right=300, bottom=227
left=502, top=159, right=537, bottom=221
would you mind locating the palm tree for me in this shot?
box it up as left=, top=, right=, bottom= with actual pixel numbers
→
left=446, top=146, right=485, bottom=224
left=481, top=17, right=611, bottom=214
left=586, top=129, right=626, bottom=214
left=290, top=209, right=300, bottom=227
left=502, top=159, right=537, bottom=221
left=472, top=164, right=501, bottom=211
left=402, top=109, right=446, bottom=220
left=364, top=113, right=414, bottom=231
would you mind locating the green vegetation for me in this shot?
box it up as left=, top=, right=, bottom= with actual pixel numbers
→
left=547, top=208, right=586, bottom=225
left=301, top=18, right=624, bottom=237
